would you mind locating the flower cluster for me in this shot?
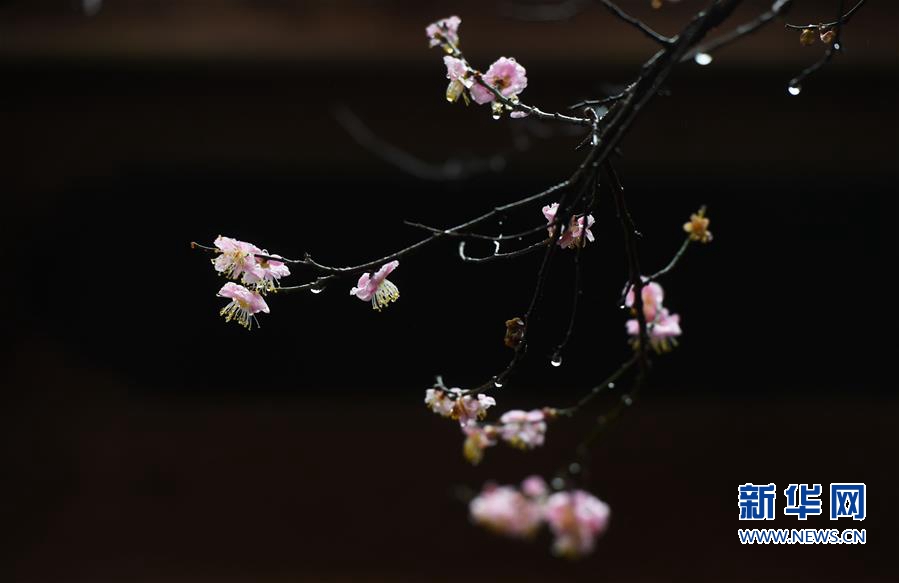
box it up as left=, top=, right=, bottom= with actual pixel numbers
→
left=425, top=386, right=496, bottom=425
left=624, top=281, right=682, bottom=352
left=349, top=260, right=401, bottom=311
left=425, top=386, right=553, bottom=465
left=542, top=202, right=596, bottom=249
left=427, top=16, right=529, bottom=119
left=470, top=476, right=611, bottom=558
left=210, top=235, right=291, bottom=329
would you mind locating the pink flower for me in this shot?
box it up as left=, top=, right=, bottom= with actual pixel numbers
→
left=217, top=282, right=270, bottom=330
left=462, top=424, right=498, bottom=465
left=424, top=388, right=456, bottom=417
left=443, top=55, right=471, bottom=103
left=350, top=260, right=400, bottom=311
left=624, top=281, right=682, bottom=352
left=425, top=388, right=496, bottom=425
left=544, top=490, right=611, bottom=558
left=542, top=203, right=595, bottom=249
left=470, top=57, right=528, bottom=105
left=242, top=254, right=291, bottom=291
left=625, top=280, right=664, bottom=322
left=426, top=15, right=461, bottom=48
left=521, top=475, right=549, bottom=499
left=499, top=409, right=547, bottom=449
left=213, top=235, right=263, bottom=282
left=444, top=55, right=467, bottom=81
left=456, top=393, right=497, bottom=425
left=470, top=485, right=543, bottom=537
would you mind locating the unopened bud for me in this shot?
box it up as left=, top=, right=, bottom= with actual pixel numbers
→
left=799, top=28, right=816, bottom=46
left=504, top=317, right=526, bottom=349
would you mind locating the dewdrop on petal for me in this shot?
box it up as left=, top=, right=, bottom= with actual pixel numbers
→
left=350, top=260, right=400, bottom=311
left=217, top=282, right=270, bottom=330
left=470, top=57, right=528, bottom=105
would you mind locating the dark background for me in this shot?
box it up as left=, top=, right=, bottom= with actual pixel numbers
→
left=3, top=1, right=897, bottom=581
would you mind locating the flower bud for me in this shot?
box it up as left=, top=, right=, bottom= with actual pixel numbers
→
left=799, top=28, right=817, bottom=46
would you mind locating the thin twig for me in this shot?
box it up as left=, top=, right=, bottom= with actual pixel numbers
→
left=784, top=0, right=866, bottom=29
left=597, top=0, right=674, bottom=46
left=788, top=0, right=848, bottom=90
left=458, top=239, right=550, bottom=263
left=682, top=0, right=793, bottom=63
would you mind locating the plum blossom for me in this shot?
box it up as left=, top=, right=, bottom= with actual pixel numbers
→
left=544, top=490, right=611, bottom=558
left=470, top=57, right=528, bottom=105
left=212, top=235, right=291, bottom=292
left=213, top=235, right=263, bottom=282
left=469, top=484, right=543, bottom=538
left=683, top=208, right=713, bottom=243
left=426, top=15, right=461, bottom=49
left=350, top=260, right=400, bottom=311
left=499, top=409, right=547, bottom=450
left=242, top=254, right=291, bottom=292
left=627, top=309, right=682, bottom=352
left=443, top=55, right=472, bottom=103
left=425, top=387, right=495, bottom=425
left=217, top=282, right=270, bottom=330
left=542, top=203, right=596, bottom=249
left=625, top=281, right=682, bottom=352
left=625, top=280, right=664, bottom=323
left=463, top=424, right=498, bottom=465
left=521, top=475, right=549, bottom=499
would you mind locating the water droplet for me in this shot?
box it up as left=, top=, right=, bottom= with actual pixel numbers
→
left=551, top=477, right=565, bottom=490
left=694, top=52, right=713, bottom=66
left=619, top=304, right=627, bottom=310
left=833, top=42, right=841, bottom=51
left=568, top=462, right=581, bottom=475
left=788, top=85, right=802, bottom=96
left=621, top=394, right=633, bottom=406
left=310, top=282, right=327, bottom=294
left=550, top=353, right=563, bottom=368
left=493, top=379, right=503, bottom=388
left=491, top=112, right=501, bottom=121
left=607, top=382, right=615, bottom=389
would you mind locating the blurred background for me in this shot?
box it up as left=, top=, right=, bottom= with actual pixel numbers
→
left=3, top=1, right=897, bottom=581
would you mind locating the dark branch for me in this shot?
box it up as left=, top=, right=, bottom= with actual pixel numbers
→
left=682, top=0, right=793, bottom=63
left=788, top=0, right=849, bottom=91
